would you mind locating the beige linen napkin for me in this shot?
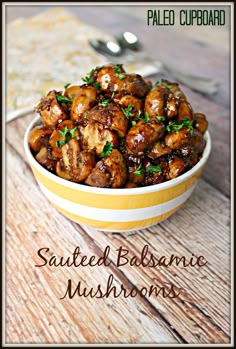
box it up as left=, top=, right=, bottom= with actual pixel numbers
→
left=6, top=8, right=157, bottom=122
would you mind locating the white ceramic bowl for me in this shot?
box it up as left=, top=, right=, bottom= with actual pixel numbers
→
left=24, top=115, right=211, bottom=232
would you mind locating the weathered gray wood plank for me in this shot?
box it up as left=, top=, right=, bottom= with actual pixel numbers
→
left=6, top=143, right=182, bottom=344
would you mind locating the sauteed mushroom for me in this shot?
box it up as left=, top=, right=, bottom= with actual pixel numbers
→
left=30, top=64, right=208, bottom=188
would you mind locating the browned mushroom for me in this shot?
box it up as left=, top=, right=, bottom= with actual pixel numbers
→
left=35, top=146, right=57, bottom=172
left=64, top=85, right=81, bottom=99
left=87, top=102, right=128, bottom=137
left=144, top=86, right=168, bottom=118
left=126, top=120, right=165, bottom=154
left=194, top=113, right=208, bottom=134
left=86, top=149, right=127, bottom=188
left=35, top=90, right=68, bottom=127
left=49, top=120, right=79, bottom=159
left=61, top=139, right=96, bottom=182
left=147, top=140, right=171, bottom=159
left=79, top=121, right=118, bottom=156
left=29, top=125, right=52, bottom=152
left=70, top=85, right=98, bottom=121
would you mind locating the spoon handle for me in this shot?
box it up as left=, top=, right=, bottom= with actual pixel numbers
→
left=142, top=56, right=219, bottom=95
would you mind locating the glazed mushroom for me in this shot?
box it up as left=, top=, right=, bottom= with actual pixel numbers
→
left=70, top=85, right=98, bottom=121
left=49, top=120, right=79, bottom=159
left=35, top=90, right=68, bottom=127
left=79, top=121, right=118, bottom=156
left=86, top=149, right=127, bottom=188
left=60, top=138, right=96, bottom=182
left=29, top=125, right=52, bottom=152
left=31, top=64, right=208, bottom=188
left=88, top=102, right=128, bottom=137
left=126, top=119, right=165, bottom=154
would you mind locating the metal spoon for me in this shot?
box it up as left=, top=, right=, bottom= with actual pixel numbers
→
left=90, top=35, right=219, bottom=95
left=115, top=31, right=219, bottom=95
left=90, top=39, right=123, bottom=57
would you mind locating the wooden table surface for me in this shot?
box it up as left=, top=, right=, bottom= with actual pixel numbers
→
left=5, top=4, right=231, bottom=345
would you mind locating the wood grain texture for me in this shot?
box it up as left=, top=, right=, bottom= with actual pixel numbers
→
left=5, top=4, right=231, bottom=345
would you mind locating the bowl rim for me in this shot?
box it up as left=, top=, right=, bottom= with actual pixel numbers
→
left=24, top=114, right=211, bottom=196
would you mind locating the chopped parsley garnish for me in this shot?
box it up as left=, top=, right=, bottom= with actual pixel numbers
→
left=112, top=64, right=126, bottom=80
left=112, top=64, right=123, bottom=74
left=99, top=90, right=115, bottom=107
left=156, top=116, right=166, bottom=121
left=153, top=80, right=160, bottom=88
left=70, top=126, right=78, bottom=138
left=64, top=82, right=71, bottom=90
left=153, top=80, right=173, bottom=90
left=101, top=141, right=113, bottom=157
left=146, top=165, right=162, bottom=174
left=134, top=164, right=145, bottom=176
left=56, top=140, right=67, bottom=148
left=93, top=82, right=101, bottom=92
left=64, top=83, right=71, bottom=89
left=56, top=126, right=78, bottom=147
left=131, top=121, right=137, bottom=126
left=83, top=110, right=90, bottom=118
left=99, top=97, right=111, bottom=107
left=166, top=116, right=193, bottom=134
left=82, top=68, right=95, bottom=85
left=138, top=111, right=150, bottom=123
left=58, top=126, right=69, bottom=138
left=82, top=76, right=94, bottom=84
left=122, top=105, right=133, bottom=118
left=56, top=95, right=72, bottom=104
left=118, top=73, right=126, bottom=80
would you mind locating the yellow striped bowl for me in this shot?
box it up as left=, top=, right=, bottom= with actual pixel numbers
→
left=24, top=116, right=211, bottom=232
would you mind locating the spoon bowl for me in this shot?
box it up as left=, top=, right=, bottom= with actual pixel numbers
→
left=116, top=31, right=142, bottom=51
left=89, top=33, right=219, bottom=95
left=89, top=38, right=123, bottom=57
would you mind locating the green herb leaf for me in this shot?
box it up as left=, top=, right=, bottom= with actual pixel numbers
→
left=93, top=82, right=101, bottom=92
left=56, top=140, right=66, bottom=148
left=69, top=126, right=78, bottom=138
left=99, top=90, right=115, bottom=107
left=138, top=111, right=150, bottom=123
left=131, top=121, right=137, bottom=126
left=118, top=73, right=126, bottom=80
left=165, top=85, right=174, bottom=89
left=56, top=95, right=72, bottom=104
left=101, top=141, right=113, bottom=158
left=113, top=64, right=123, bottom=74
left=68, top=94, right=74, bottom=99
left=122, top=105, right=133, bottom=118
left=57, top=125, right=77, bottom=147
left=166, top=116, right=193, bottom=134
left=64, top=83, right=71, bottom=89
left=99, top=98, right=110, bottom=107
left=83, top=110, right=90, bottom=118
left=154, top=80, right=160, bottom=88
left=134, top=164, right=145, bottom=176
left=156, top=116, right=166, bottom=121
left=146, top=165, right=162, bottom=174
left=82, top=76, right=94, bottom=84
left=58, top=126, right=69, bottom=137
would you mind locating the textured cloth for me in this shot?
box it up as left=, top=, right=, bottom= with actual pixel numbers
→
left=6, top=7, right=156, bottom=120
